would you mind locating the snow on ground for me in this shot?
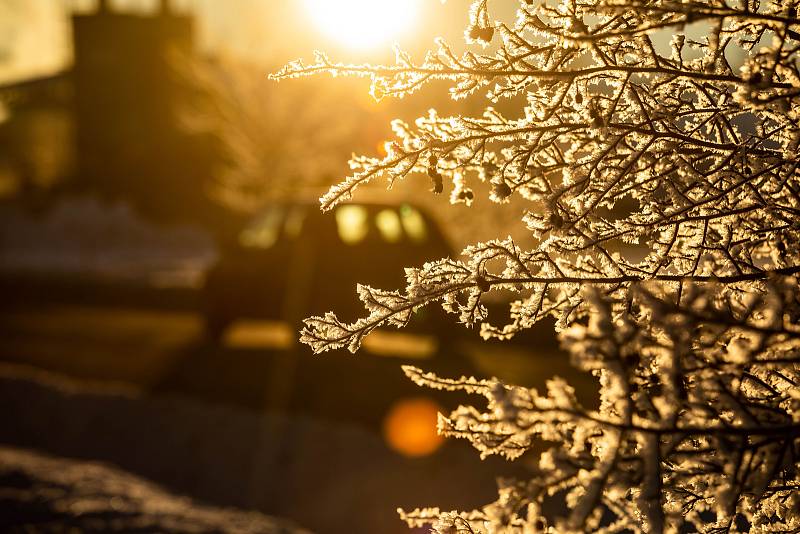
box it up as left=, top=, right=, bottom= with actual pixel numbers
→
left=0, top=196, right=216, bottom=287
left=0, top=445, right=309, bottom=533
left=0, top=362, right=517, bottom=534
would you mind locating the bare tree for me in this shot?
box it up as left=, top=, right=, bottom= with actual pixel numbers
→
left=179, top=56, right=375, bottom=212
left=273, top=0, right=800, bottom=531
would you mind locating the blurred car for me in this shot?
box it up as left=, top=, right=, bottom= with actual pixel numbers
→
left=203, top=201, right=454, bottom=342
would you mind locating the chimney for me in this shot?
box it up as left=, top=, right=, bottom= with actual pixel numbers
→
left=159, top=0, right=174, bottom=14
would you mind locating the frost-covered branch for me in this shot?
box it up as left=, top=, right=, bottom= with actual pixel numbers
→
left=401, top=279, right=800, bottom=532
left=274, top=0, right=800, bottom=531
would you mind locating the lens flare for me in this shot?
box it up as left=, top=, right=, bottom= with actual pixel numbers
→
left=383, top=397, right=445, bottom=457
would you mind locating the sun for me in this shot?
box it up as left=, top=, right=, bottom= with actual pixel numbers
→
left=303, top=0, right=421, bottom=50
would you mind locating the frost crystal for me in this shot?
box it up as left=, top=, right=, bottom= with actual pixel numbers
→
left=275, top=0, right=800, bottom=530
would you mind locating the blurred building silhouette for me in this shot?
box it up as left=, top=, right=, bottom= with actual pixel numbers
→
left=0, top=0, right=221, bottom=224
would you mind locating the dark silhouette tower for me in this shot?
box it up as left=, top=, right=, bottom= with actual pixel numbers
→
left=71, top=0, right=207, bottom=220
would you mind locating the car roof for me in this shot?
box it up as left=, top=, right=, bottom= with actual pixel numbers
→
left=239, top=200, right=450, bottom=250
left=251, top=201, right=436, bottom=219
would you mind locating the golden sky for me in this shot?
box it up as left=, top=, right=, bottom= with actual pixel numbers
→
left=0, top=0, right=489, bottom=85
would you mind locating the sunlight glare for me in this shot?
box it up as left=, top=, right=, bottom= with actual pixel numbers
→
left=303, top=0, right=421, bottom=49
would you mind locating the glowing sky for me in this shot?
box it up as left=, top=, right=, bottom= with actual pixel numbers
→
left=0, top=0, right=491, bottom=85
left=0, top=0, right=71, bottom=83
left=302, top=0, right=421, bottom=50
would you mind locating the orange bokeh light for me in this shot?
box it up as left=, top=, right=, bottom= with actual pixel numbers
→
left=382, top=396, right=445, bottom=457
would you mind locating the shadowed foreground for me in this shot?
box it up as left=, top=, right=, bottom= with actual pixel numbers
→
left=0, top=363, right=520, bottom=534
left=0, top=445, right=308, bottom=534
left=0, top=279, right=587, bottom=534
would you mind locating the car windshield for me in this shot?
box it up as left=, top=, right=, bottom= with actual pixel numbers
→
left=335, top=206, right=370, bottom=245
left=335, top=204, right=429, bottom=245
left=398, top=204, right=427, bottom=243
left=238, top=206, right=307, bottom=249
left=239, top=204, right=432, bottom=248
